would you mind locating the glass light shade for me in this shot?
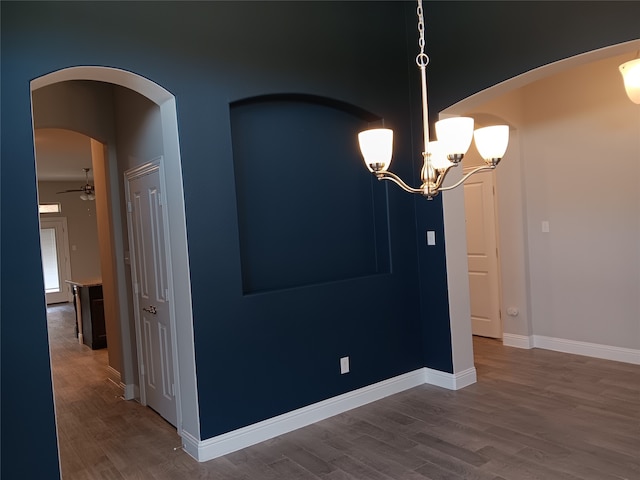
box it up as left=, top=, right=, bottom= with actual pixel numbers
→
left=435, top=117, right=474, bottom=157
left=473, top=125, right=509, bottom=160
left=619, top=58, right=640, bottom=104
left=358, top=128, right=393, bottom=172
left=427, top=140, right=452, bottom=170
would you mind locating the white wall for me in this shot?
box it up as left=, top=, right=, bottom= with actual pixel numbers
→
left=522, top=54, right=639, bottom=350
left=459, top=52, right=639, bottom=354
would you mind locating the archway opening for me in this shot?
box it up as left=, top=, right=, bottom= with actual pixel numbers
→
left=30, top=67, right=200, bottom=459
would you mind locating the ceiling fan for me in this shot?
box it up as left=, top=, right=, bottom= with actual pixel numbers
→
left=56, top=167, right=96, bottom=201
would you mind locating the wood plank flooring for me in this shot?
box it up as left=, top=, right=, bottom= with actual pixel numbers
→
left=47, top=303, right=640, bottom=479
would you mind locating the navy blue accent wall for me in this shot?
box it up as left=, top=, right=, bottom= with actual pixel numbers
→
left=1, top=1, right=639, bottom=478
left=1, top=2, right=420, bottom=476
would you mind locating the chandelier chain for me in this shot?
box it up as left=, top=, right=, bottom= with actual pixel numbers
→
left=416, top=0, right=429, bottom=68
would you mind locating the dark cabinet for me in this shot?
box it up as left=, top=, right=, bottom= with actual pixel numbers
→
left=70, top=283, right=107, bottom=350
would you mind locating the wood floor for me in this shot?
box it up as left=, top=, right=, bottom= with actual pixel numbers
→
left=48, top=303, right=640, bottom=479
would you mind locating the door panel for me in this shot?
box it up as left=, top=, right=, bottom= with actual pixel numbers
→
left=464, top=171, right=502, bottom=338
left=127, top=161, right=177, bottom=426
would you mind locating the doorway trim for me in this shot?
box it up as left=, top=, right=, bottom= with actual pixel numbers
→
left=31, top=66, right=200, bottom=442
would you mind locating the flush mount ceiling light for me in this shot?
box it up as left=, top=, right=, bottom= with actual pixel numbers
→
left=358, top=0, right=509, bottom=199
left=619, top=57, right=640, bottom=104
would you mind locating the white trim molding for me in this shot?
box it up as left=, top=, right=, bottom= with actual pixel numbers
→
left=106, top=365, right=137, bottom=400
left=425, top=366, right=477, bottom=390
left=181, top=366, right=475, bottom=462
left=502, top=333, right=639, bottom=365
left=502, top=333, right=534, bottom=349
left=533, top=335, right=640, bottom=365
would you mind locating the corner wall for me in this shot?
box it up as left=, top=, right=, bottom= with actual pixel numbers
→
left=522, top=53, right=639, bottom=352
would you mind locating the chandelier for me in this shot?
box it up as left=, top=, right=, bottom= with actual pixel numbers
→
left=357, top=0, right=509, bottom=199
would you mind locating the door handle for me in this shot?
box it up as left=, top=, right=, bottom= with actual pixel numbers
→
left=142, top=305, right=157, bottom=315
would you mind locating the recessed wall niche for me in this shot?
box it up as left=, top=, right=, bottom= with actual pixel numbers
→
left=230, top=94, right=391, bottom=294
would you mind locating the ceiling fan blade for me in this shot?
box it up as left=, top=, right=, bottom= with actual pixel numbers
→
left=56, top=189, right=84, bottom=194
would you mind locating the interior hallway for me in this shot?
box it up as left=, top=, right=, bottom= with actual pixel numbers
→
left=47, top=303, right=640, bottom=479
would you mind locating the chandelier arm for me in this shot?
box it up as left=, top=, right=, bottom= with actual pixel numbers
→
left=438, top=165, right=495, bottom=192
left=431, top=164, right=455, bottom=192
left=375, top=171, right=423, bottom=194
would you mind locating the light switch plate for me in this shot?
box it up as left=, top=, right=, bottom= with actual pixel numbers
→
left=427, top=230, right=436, bottom=245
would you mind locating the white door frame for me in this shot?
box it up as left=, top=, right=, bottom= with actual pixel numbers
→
left=124, top=158, right=181, bottom=426
left=39, top=217, right=73, bottom=304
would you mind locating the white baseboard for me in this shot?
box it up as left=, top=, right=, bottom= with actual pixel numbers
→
left=502, top=333, right=534, bottom=349
left=123, top=384, right=137, bottom=400
left=533, top=335, right=640, bottom=365
left=181, top=365, right=476, bottom=462
left=106, top=366, right=138, bottom=400
left=425, top=366, right=477, bottom=390
left=106, top=365, right=121, bottom=381
left=502, top=333, right=639, bottom=365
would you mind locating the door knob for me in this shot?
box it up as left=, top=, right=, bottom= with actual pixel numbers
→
left=142, top=305, right=157, bottom=315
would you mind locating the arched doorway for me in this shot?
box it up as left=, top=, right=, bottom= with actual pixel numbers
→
left=31, top=66, right=200, bottom=443
left=439, top=40, right=640, bottom=369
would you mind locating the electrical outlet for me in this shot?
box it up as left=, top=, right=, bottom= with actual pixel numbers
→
left=340, top=356, right=349, bottom=374
left=426, top=230, right=436, bottom=245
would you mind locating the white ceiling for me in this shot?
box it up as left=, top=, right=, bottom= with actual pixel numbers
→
left=34, top=128, right=94, bottom=182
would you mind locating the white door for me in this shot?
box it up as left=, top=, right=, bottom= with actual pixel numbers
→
left=464, top=170, right=502, bottom=338
left=40, top=217, right=73, bottom=304
left=125, top=160, right=177, bottom=426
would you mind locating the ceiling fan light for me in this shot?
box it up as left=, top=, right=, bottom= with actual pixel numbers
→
left=619, top=58, right=640, bottom=104
left=435, top=117, right=475, bottom=158
left=358, top=128, right=393, bottom=172
left=474, top=125, right=509, bottom=161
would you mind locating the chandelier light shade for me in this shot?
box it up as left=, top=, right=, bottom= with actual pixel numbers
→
left=434, top=117, right=475, bottom=161
left=427, top=141, right=452, bottom=170
left=473, top=125, right=510, bottom=164
left=619, top=58, right=640, bottom=104
left=358, top=128, right=394, bottom=172
left=357, top=0, right=509, bottom=198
